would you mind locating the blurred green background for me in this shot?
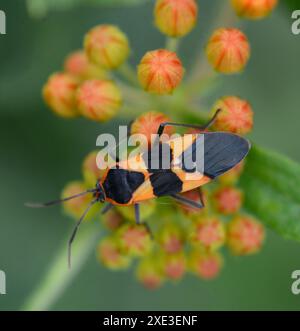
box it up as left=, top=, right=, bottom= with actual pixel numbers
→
left=1, top=0, right=300, bottom=311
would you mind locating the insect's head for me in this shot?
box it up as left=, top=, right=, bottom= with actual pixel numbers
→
left=94, top=181, right=106, bottom=203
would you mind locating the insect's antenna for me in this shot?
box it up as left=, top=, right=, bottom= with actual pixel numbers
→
left=24, top=189, right=96, bottom=208
left=68, top=199, right=97, bottom=269
left=204, top=108, right=222, bottom=129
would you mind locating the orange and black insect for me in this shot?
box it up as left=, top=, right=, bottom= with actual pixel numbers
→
left=26, top=110, right=250, bottom=267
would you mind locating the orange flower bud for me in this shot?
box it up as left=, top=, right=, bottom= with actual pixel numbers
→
left=154, top=0, right=198, bottom=37
left=206, top=28, right=250, bottom=74
left=76, top=79, right=122, bottom=122
left=136, top=257, right=164, bottom=290
left=130, top=111, right=174, bottom=147
left=82, top=150, right=107, bottom=187
left=137, top=49, right=184, bottom=95
left=84, top=25, right=130, bottom=69
left=98, top=237, right=131, bottom=270
left=219, top=160, right=244, bottom=185
left=190, top=216, right=226, bottom=250
left=189, top=250, right=223, bottom=279
left=118, top=224, right=153, bottom=257
left=213, top=186, right=243, bottom=215
left=211, top=96, right=253, bottom=134
left=157, top=223, right=184, bottom=254
left=64, top=50, right=107, bottom=80
left=43, top=72, right=79, bottom=118
left=103, top=210, right=124, bottom=231
left=162, top=252, right=186, bottom=281
left=231, top=0, right=277, bottom=20
left=227, top=215, right=265, bottom=255
left=61, top=181, right=98, bottom=219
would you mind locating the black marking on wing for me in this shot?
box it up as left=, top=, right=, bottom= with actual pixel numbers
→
left=202, top=132, right=250, bottom=178
left=179, top=132, right=250, bottom=178
left=203, top=132, right=250, bottom=178
left=103, top=169, right=145, bottom=204
left=150, top=170, right=183, bottom=197
left=142, top=142, right=173, bottom=173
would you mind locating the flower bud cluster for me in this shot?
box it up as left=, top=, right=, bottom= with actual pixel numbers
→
left=43, top=24, right=128, bottom=122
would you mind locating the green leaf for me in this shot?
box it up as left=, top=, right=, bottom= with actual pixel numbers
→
left=240, top=145, right=300, bottom=242
left=26, top=0, right=149, bottom=18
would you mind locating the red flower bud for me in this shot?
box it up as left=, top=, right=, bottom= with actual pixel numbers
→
left=190, top=216, right=226, bottom=250
left=227, top=215, right=265, bottom=255
left=136, top=258, right=164, bottom=290
left=130, top=111, right=174, bottom=147
left=103, top=210, right=124, bottom=231
left=76, top=79, right=122, bottom=122
left=211, top=96, right=253, bottom=134
left=138, top=49, right=184, bottom=95
left=98, top=237, right=131, bottom=270
left=157, top=223, right=184, bottom=254
left=118, top=224, right=153, bottom=257
left=82, top=150, right=107, bottom=187
left=206, top=28, right=250, bottom=74
left=163, top=252, right=186, bottom=281
left=213, top=186, right=243, bottom=215
left=189, top=250, right=223, bottom=279
left=64, top=50, right=107, bottom=80
left=231, top=0, right=277, bottom=20
left=154, top=0, right=198, bottom=37
left=84, top=25, right=130, bottom=69
left=43, top=72, right=79, bottom=118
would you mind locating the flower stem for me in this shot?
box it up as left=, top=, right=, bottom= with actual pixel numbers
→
left=118, top=62, right=138, bottom=86
left=165, top=37, right=180, bottom=52
left=21, top=221, right=101, bottom=311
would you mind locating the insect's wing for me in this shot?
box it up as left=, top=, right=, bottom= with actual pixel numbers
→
left=177, top=132, right=250, bottom=179
left=204, top=132, right=250, bottom=178
left=131, top=132, right=250, bottom=203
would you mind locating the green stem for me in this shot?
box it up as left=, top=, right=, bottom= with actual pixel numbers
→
left=118, top=62, right=138, bottom=86
left=188, top=1, right=238, bottom=84
left=184, top=72, right=219, bottom=98
left=165, top=37, right=180, bottom=52
left=21, top=221, right=101, bottom=311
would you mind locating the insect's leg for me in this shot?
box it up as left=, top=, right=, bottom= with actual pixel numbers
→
left=68, top=199, right=97, bottom=269
left=134, top=203, right=140, bottom=225
left=134, top=203, right=154, bottom=238
left=171, top=193, right=204, bottom=209
left=101, top=203, right=114, bottom=215
left=143, top=222, right=154, bottom=239
left=198, top=188, right=205, bottom=207
left=157, top=109, right=221, bottom=137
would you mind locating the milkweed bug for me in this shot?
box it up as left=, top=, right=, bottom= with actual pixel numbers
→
left=26, top=110, right=250, bottom=267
